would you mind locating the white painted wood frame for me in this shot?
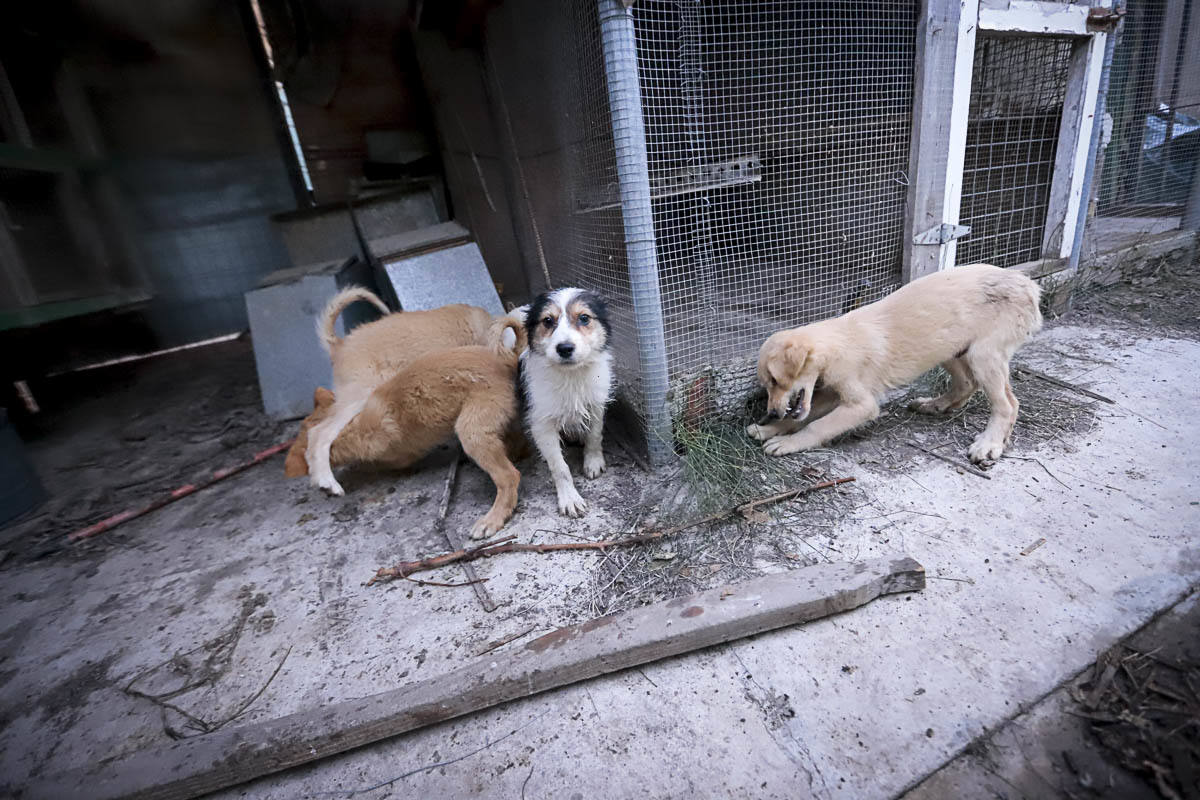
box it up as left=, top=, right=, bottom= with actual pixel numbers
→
left=978, top=1, right=1093, bottom=36
left=903, top=0, right=979, bottom=281
left=1043, top=31, right=1107, bottom=258
left=975, top=0, right=1113, bottom=263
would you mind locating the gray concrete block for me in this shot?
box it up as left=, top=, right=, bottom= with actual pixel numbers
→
left=380, top=241, right=504, bottom=315
left=245, top=258, right=380, bottom=421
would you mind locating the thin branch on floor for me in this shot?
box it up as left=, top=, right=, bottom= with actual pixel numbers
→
left=314, top=709, right=551, bottom=797
left=367, top=478, right=856, bottom=584
left=905, top=441, right=992, bottom=479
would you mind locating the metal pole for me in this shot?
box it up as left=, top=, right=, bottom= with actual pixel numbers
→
left=597, top=0, right=673, bottom=464
left=1067, top=6, right=1123, bottom=276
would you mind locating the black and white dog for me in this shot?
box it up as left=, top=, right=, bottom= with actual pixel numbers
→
left=510, top=288, right=614, bottom=517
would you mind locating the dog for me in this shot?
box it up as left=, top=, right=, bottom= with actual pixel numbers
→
left=747, top=263, right=1042, bottom=464
left=509, top=288, right=613, bottom=517
left=296, top=287, right=496, bottom=497
left=285, top=317, right=527, bottom=539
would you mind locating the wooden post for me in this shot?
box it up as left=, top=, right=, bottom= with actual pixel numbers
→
left=1043, top=32, right=1107, bottom=259
left=30, top=557, right=925, bottom=800
left=904, top=0, right=979, bottom=281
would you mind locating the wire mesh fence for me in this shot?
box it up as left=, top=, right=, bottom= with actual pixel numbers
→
left=559, top=0, right=917, bottom=436
left=957, top=35, right=1076, bottom=268
left=1096, top=0, right=1200, bottom=217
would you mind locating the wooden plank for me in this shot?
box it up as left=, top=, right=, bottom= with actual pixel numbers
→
left=978, top=1, right=1091, bottom=35
left=904, top=0, right=978, bottom=281
left=1045, top=32, right=1106, bottom=259
left=30, top=557, right=925, bottom=800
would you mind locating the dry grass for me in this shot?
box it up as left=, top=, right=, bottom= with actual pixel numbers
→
left=587, top=355, right=1102, bottom=615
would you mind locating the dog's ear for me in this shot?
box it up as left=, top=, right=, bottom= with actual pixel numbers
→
left=313, top=386, right=335, bottom=409
left=779, top=339, right=810, bottom=381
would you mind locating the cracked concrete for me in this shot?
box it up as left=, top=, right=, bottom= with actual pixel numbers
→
left=1, top=298, right=1198, bottom=798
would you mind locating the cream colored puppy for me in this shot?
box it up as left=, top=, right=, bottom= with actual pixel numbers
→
left=748, top=263, right=1042, bottom=463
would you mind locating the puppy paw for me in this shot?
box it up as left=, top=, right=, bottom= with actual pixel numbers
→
left=746, top=423, right=769, bottom=441
left=968, top=437, right=1004, bottom=464
left=583, top=452, right=606, bottom=479
left=557, top=486, right=589, bottom=517
left=763, top=434, right=807, bottom=457
left=310, top=471, right=345, bottom=496
left=908, top=396, right=946, bottom=415
left=469, top=515, right=506, bottom=540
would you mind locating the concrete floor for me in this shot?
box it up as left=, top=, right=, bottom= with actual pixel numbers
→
left=1, top=299, right=1198, bottom=798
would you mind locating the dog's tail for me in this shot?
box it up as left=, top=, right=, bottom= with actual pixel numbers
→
left=488, top=316, right=527, bottom=365
left=316, top=287, right=390, bottom=353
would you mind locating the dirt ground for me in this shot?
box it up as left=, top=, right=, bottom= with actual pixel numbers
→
left=1, top=256, right=1197, bottom=799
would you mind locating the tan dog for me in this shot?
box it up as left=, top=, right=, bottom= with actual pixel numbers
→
left=296, top=287, right=496, bottom=496
left=748, top=263, right=1042, bottom=464
left=287, top=317, right=528, bottom=539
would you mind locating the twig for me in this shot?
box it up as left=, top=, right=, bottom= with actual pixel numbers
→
left=905, top=441, right=992, bottom=480
left=927, top=575, right=976, bottom=584
left=1020, top=538, right=1047, bottom=556
left=67, top=439, right=295, bottom=542
left=403, top=575, right=490, bottom=589
left=315, top=709, right=551, bottom=797
left=1007, top=456, right=1071, bottom=489
left=521, top=763, right=535, bottom=800
left=1014, top=365, right=1114, bottom=404
left=475, top=625, right=537, bottom=656
left=209, top=647, right=292, bottom=731
left=368, top=478, right=856, bottom=584
left=437, top=456, right=459, bottom=527
left=435, top=449, right=497, bottom=613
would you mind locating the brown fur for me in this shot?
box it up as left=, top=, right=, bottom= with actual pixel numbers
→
left=289, top=287, right=498, bottom=495
left=288, top=317, right=529, bottom=539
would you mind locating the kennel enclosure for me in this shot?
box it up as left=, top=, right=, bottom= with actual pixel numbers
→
left=448, top=1, right=1185, bottom=462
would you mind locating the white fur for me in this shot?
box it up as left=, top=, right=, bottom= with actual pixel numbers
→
left=517, top=288, right=614, bottom=517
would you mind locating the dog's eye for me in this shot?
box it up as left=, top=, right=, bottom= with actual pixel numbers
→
left=542, top=316, right=555, bottom=328
left=578, top=314, right=590, bottom=326
left=769, top=377, right=778, bottom=387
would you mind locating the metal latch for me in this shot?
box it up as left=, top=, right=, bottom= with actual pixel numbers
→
left=913, top=223, right=970, bottom=245
left=1087, top=7, right=1124, bottom=32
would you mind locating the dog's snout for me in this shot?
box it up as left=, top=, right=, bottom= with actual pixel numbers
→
left=556, top=342, right=575, bottom=359
left=764, top=408, right=782, bottom=421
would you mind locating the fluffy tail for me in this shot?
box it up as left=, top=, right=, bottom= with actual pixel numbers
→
left=316, top=287, right=390, bottom=353
left=489, top=317, right=527, bottom=365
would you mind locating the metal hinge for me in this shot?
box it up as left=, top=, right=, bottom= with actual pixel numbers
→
left=1087, top=7, right=1125, bottom=33
left=913, top=223, right=970, bottom=245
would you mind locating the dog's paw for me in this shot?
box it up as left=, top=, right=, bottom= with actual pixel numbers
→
left=583, top=452, right=606, bottom=479
left=763, top=434, right=806, bottom=457
left=908, top=396, right=946, bottom=415
left=469, top=515, right=506, bottom=540
left=968, top=437, right=1004, bottom=464
left=310, top=472, right=345, bottom=496
left=746, top=423, right=769, bottom=441
left=557, top=486, right=589, bottom=517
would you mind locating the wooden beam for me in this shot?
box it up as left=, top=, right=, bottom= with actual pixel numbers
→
left=1044, top=32, right=1107, bottom=259
left=904, top=0, right=978, bottom=281
left=30, top=557, right=925, bottom=800
left=978, top=0, right=1091, bottom=36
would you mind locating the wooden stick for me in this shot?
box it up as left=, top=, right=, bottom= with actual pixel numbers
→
left=434, top=451, right=497, bottom=613
left=1014, top=365, right=1114, bottom=404
left=905, top=441, right=992, bottom=480
left=368, top=477, right=856, bottom=584
left=35, top=557, right=925, bottom=800
left=67, top=440, right=294, bottom=542
left=475, top=625, right=538, bottom=657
